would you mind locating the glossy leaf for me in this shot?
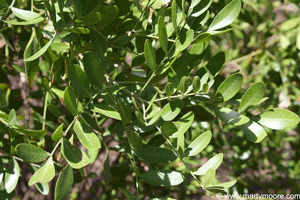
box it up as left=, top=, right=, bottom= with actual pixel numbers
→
left=135, top=147, right=177, bottom=163
left=216, top=73, right=243, bottom=101
left=92, top=102, right=121, bottom=120
left=140, top=170, right=184, bottom=186
left=11, top=7, right=40, bottom=21
left=117, top=98, right=132, bottom=125
left=63, top=87, right=78, bottom=116
left=28, top=157, right=55, bottom=186
left=158, top=16, right=168, bottom=53
left=52, top=124, right=64, bottom=142
left=61, top=139, right=90, bottom=169
left=55, top=165, right=73, bottom=200
left=184, top=130, right=211, bottom=157
left=194, top=153, right=223, bottom=176
left=4, top=158, right=20, bottom=193
left=160, top=99, right=183, bottom=121
left=15, top=144, right=49, bottom=163
left=68, top=64, right=91, bottom=98
left=73, top=120, right=101, bottom=150
left=202, top=168, right=215, bottom=187
left=253, top=108, right=300, bottom=130
left=83, top=51, right=104, bottom=89
left=238, top=82, right=266, bottom=112
left=144, top=39, right=156, bottom=71
left=24, top=37, right=55, bottom=62
left=208, top=0, right=241, bottom=31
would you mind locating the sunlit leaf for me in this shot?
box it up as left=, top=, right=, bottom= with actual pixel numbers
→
left=140, top=170, right=184, bottom=186
left=184, top=130, right=211, bottom=157
left=216, top=73, right=243, bottom=101
left=28, top=157, right=55, bottom=185
left=4, top=158, right=20, bottom=193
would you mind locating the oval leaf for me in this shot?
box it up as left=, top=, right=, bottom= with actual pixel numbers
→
left=135, top=147, right=177, bottom=163
left=117, top=98, right=132, bottom=125
left=202, top=168, right=216, bottom=187
left=28, top=157, right=55, bottom=186
left=253, top=108, right=300, bottom=130
left=192, top=76, right=201, bottom=93
left=55, top=165, right=74, bottom=200
left=241, top=121, right=267, bottom=143
left=52, top=124, right=64, bottom=142
left=208, top=0, right=241, bottom=31
left=63, top=87, right=78, bottom=116
left=16, top=144, right=49, bottom=163
left=140, top=170, right=184, bottom=186
left=73, top=120, right=101, bottom=150
left=68, top=64, right=91, bottom=98
left=158, top=16, right=168, bottom=53
left=216, top=73, right=243, bottom=102
left=92, top=102, right=121, bottom=120
left=179, top=76, right=189, bottom=94
left=61, top=139, right=90, bottom=169
left=184, top=130, right=212, bottom=157
left=24, top=37, right=55, bottom=62
left=11, top=7, right=40, bottom=21
left=194, top=153, right=223, bottom=176
left=144, top=39, right=156, bottom=71
left=83, top=51, right=104, bottom=89
left=4, top=158, right=20, bottom=193
left=238, top=82, right=266, bottom=112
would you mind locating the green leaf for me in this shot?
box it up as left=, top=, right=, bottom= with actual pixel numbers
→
left=192, top=76, right=201, bottom=93
left=140, top=170, right=184, bottom=186
left=83, top=52, right=104, bottom=89
left=179, top=76, right=189, bottom=94
left=160, top=99, right=183, bottom=121
left=17, top=129, right=47, bottom=138
left=92, top=102, right=121, bottom=120
left=192, top=33, right=212, bottom=44
left=81, top=12, right=101, bottom=25
left=119, top=188, right=137, bottom=200
left=158, top=16, right=168, bottom=53
left=35, top=182, right=49, bottom=195
left=15, top=144, right=49, bottom=163
left=3, top=17, right=44, bottom=25
left=206, top=180, right=236, bottom=190
left=0, top=159, right=3, bottom=183
left=95, top=5, right=119, bottom=30
left=117, top=98, right=132, bottom=125
left=202, top=168, right=215, bottom=187
left=205, top=52, right=225, bottom=77
left=194, top=153, right=223, bottom=176
left=184, top=130, right=211, bottom=157
left=8, top=109, right=18, bottom=126
left=61, top=139, right=90, bottom=169
left=189, top=0, right=212, bottom=17
left=88, top=149, right=99, bottom=163
left=63, top=87, right=78, bottom=116
left=238, top=82, right=266, bottom=112
left=24, top=30, right=39, bottom=87
left=216, top=73, right=243, bottom=101
left=4, top=158, right=20, bottom=193
left=68, top=64, right=91, bottom=98
left=213, top=107, right=267, bottom=143
left=52, top=124, right=64, bottom=142
left=172, top=0, right=178, bottom=34
left=165, top=83, right=174, bottom=97
left=135, top=147, right=177, bottom=163
left=161, top=112, right=194, bottom=138
left=24, top=37, right=55, bottom=62
left=90, top=30, right=106, bottom=61
left=11, top=7, right=40, bottom=21
left=0, top=0, right=8, bottom=8
left=55, top=165, right=73, bottom=200
left=208, top=0, right=241, bottom=31
left=144, top=39, right=156, bottom=71
left=174, top=30, right=194, bottom=56
left=253, top=108, right=300, bottom=130
left=28, top=157, right=55, bottom=186
left=127, top=129, right=144, bottom=151
left=73, top=120, right=101, bottom=150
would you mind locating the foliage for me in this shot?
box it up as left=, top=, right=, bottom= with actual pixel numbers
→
left=0, top=0, right=299, bottom=199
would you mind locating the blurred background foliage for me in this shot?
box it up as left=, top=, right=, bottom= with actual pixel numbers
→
left=0, top=0, right=299, bottom=199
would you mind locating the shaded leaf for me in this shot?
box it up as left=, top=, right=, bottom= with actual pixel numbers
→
left=117, top=98, right=132, bottom=125
left=17, top=129, right=47, bottom=138
left=16, top=144, right=49, bottom=163
left=8, top=109, right=18, bottom=126
left=189, top=0, right=212, bottom=17
left=68, top=64, right=91, bottom=98
left=35, top=182, right=49, bottom=195
left=158, top=16, right=168, bottom=53
left=144, top=39, right=156, bottom=71
left=160, top=99, right=183, bottom=121
left=140, top=170, right=184, bottom=186
left=135, top=147, right=177, bottom=163
left=192, top=76, right=201, bottom=93
left=205, top=52, right=225, bottom=77
left=63, top=87, right=78, bottom=116
left=179, top=76, right=189, bottom=94
left=127, top=129, right=144, bottom=151
left=61, top=139, right=90, bottom=169
left=55, top=165, right=73, bottom=200
left=83, top=51, right=104, bottom=89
